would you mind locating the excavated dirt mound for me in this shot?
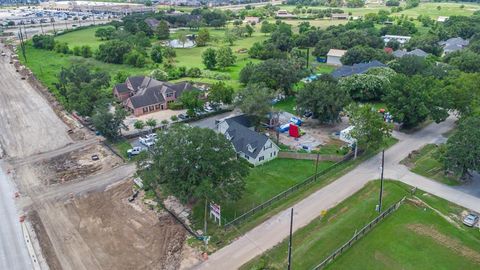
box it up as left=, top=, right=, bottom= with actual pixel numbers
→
left=34, top=144, right=122, bottom=185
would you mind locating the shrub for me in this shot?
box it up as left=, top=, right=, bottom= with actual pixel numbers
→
left=187, top=67, right=202, bottom=78
left=168, top=101, right=184, bottom=110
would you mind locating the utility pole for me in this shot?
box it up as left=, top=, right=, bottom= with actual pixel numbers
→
left=306, top=47, right=310, bottom=69
left=287, top=208, right=294, bottom=270
left=40, top=21, right=44, bottom=34
left=378, top=149, right=385, bottom=213
left=314, top=152, right=320, bottom=181
left=204, top=197, right=208, bottom=249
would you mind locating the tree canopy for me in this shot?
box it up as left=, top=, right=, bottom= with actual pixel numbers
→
left=145, top=125, right=249, bottom=203
left=296, top=78, right=350, bottom=124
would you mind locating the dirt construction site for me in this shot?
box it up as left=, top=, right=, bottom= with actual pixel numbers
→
left=32, top=181, right=187, bottom=270
left=0, top=42, right=193, bottom=270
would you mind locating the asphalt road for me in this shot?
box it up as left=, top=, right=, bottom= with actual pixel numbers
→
left=198, top=116, right=480, bottom=269
left=0, top=165, right=32, bottom=270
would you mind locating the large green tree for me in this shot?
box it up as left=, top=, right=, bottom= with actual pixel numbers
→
left=216, top=46, right=236, bottom=70
left=202, top=48, right=217, bottom=70
left=146, top=125, right=249, bottom=203
left=239, top=59, right=305, bottom=96
left=180, top=90, right=204, bottom=117
left=347, top=104, right=393, bottom=151
left=383, top=75, right=449, bottom=128
left=445, top=117, right=480, bottom=180
left=55, top=65, right=111, bottom=116
left=236, top=83, right=273, bottom=126
left=208, top=82, right=234, bottom=107
left=296, top=78, right=351, bottom=124
left=155, top=20, right=170, bottom=40
left=339, top=74, right=390, bottom=102
left=92, top=106, right=127, bottom=141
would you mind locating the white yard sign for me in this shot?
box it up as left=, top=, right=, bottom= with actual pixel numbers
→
left=209, top=202, right=221, bottom=226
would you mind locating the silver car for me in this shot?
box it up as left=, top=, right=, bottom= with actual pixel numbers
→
left=463, top=213, right=479, bottom=227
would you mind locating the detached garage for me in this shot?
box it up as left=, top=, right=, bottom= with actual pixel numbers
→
left=326, top=49, right=347, bottom=66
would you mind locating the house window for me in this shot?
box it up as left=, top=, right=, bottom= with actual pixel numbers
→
left=244, top=155, right=249, bottom=160
left=143, top=107, right=148, bottom=113
left=264, top=142, right=272, bottom=150
left=259, top=156, right=264, bottom=161
left=166, top=92, right=174, bottom=98
left=155, top=104, right=160, bottom=109
left=149, top=106, right=154, bottom=111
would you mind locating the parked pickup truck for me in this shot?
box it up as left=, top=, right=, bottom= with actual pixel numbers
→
left=127, top=146, right=146, bottom=156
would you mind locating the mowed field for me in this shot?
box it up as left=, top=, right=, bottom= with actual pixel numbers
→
left=280, top=2, right=480, bottom=18
left=192, top=158, right=335, bottom=223
left=242, top=180, right=480, bottom=270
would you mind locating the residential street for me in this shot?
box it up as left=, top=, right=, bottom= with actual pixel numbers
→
left=0, top=167, right=32, bottom=270
left=198, top=116, right=480, bottom=270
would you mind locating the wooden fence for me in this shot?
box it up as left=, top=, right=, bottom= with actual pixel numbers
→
left=312, top=196, right=406, bottom=269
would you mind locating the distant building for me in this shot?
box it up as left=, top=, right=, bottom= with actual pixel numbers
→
left=326, top=49, right=347, bottom=66
left=382, top=35, right=411, bottom=45
left=114, top=76, right=195, bottom=117
left=243, top=16, right=260, bottom=24
left=439, top=37, right=469, bottom=54
left=331, top=61, right=387, bottom=78
left=437, top=16, right=449, bottom=23
left=217, top=115, right=279, bottom=166
left=331, top=13, right=348, bottom=20
left=276, top=10, right=296, bottom=19
left=392, top=48, right=428, bottom=58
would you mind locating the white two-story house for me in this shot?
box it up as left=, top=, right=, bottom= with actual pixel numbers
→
left=216, top=115, right=279, bottom=166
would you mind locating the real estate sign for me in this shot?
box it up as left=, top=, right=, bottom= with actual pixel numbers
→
left=209, top=202, right=221, bottom=226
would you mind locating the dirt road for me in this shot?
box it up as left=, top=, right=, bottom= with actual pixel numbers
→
left=0, top=44, right=72, bottom=158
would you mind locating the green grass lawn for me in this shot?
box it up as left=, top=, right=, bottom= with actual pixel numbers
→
left=21, top=25, right=268, bottom=92
left=109, top=139, right=132, bottom=160
left=242, top=180, right=480, bottom=270
left=56, top=26, right=105, bottom=49
left=193, top=158, right=335, bottom=223
left=20, top=43, right=151, bottom=92
left=402, top=144, right=460, bottom=186
left=279, top=2, right=480, bottom=18
left=273, top=96, right=296, bottom=115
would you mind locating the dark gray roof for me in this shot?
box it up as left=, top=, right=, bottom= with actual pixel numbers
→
left=331, top=60, right=387, bottom=78
left=128, top=76, right=146, bottom=90
left=226, top=121, right=268, bottom=159
left=144, top=18, right=160, bottom=29
left=392, top=49, right=428, bottom=58
left=114, top=83, right=129, bottom=93
left=125, top=77, right=194, bottom=108
left=225, top=114, right=254, bottom=128
left=129, top=87, right=166, bottom=108
left=439, top=37, right=469, bottom=53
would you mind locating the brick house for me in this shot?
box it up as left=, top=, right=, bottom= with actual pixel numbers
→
left=113, top=76, right=194, bottom=116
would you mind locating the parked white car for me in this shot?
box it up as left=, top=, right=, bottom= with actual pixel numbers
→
left=127, top=146, right=146, bottom=156
left=139, top=137, right=155, bottom=147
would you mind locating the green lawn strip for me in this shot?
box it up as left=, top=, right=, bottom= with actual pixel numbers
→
left=109, top=138, right=132, bottom=160
left=273, top=96, right=297, bottom=115
left=326, top=193, right=480, bottom=270
left=403, top=144, right=460, bottom=186
left=196, top=137, right=397, bottom=250
left=241, top=180, right=411, bottom=269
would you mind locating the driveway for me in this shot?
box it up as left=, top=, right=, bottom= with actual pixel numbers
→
left=197, top=116, right=480, bottom=270
left=189, top=111, right=236, bottom=130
